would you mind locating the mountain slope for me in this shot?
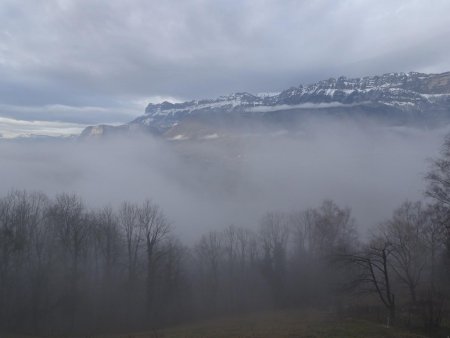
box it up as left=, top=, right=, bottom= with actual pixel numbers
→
left=81, top=71, right=450, bottom=140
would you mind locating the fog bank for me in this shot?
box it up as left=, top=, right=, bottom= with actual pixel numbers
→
left=0, top=120, right=447, bottom=241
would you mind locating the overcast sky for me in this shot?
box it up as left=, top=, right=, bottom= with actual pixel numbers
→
left=1, top=0, right=450, bottom=134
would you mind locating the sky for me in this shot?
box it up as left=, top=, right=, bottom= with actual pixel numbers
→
left=1, top=0, right=450, bottom=136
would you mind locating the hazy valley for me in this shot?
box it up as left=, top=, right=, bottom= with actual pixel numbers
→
left=2, top=1, right=450, bottom=336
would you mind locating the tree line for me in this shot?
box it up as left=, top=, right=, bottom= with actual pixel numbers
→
left=0, top=136, right=449, bottom=336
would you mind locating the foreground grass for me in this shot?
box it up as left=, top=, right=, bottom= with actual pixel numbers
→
left=4, top=309, right=443, bottom=338
left=92, top=310, right=428, bottom=338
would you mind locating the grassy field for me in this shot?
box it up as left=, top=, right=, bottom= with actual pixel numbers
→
left=89, top=310, right=429, bottom=338
left=4, top=309, right=447, bottom=338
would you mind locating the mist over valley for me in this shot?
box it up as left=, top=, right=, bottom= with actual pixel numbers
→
left=2, top=1, right=450, bottom=336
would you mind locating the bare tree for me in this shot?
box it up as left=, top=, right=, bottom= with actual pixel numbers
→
left=24, top=192, right=52, bottom=334
left=47, top=193, right=89, bottom=329
left=0, top=190, right=51, bottom=331
left=259, top=212, right=290, bottom=307
left=221, top=225, right=260, bottom=311
left=195, top=231, right=223, bottom=314
left=0, top=191, right=189, bottom=334
left=119, top=202, right=142, bottom=285
left=379, top=201, right=428, bottom=303
left=426, top=134, right=450, bottom=207
left=339, top=238, right=396, bottom=325
left=235, top=226, right=259, bottom=269
left=377, top=201, right=447, bottom=331
left=314, top=200, right=357, bottom=257
left=89, top=206, right=123, bottom=326
left=290, top=200, right=357, bottom=259
left=425, top=203, right=448, bottom=288
left=138, top=200, right=170, bottom=314
left=0, top=191, right=23, bottom=327
left=157, top=237, right=189, bottom=325
left=289, top=209, right=315, bottom=256
left=93, top=206, right=121, bottom=284
left=426, top=134, right=450, bottom=268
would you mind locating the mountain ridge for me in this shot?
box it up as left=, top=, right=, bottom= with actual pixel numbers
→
left=81, top=71, right=450, bottom=140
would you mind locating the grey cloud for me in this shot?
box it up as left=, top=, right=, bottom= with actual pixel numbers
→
left=0, top=116, right=85, bottom=138
left=1, top=0, right=450, bottom=124
left=0, top=103, right=141, bottom=124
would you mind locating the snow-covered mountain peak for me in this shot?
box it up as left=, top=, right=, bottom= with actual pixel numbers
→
left=81, top=71, right=450, bottom=139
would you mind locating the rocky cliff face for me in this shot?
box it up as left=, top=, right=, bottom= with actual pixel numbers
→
left=81, top=71, right=450, bottom=139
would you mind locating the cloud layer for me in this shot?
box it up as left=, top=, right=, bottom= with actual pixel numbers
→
left=0, top=121, right=447, bottom=241
left=1, top=0, right=450, bottom=128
